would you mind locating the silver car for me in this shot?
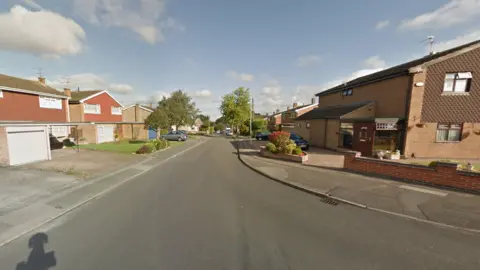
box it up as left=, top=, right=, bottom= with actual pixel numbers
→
left=162, top=131, right=187, bottom=141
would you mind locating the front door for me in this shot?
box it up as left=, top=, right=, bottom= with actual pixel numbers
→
left=352, top=123, right=375, bottom=157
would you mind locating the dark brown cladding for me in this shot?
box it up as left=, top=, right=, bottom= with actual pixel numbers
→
left=421, top=47, right=480, bottom=123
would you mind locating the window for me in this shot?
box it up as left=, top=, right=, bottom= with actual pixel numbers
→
left=306, top=122, right=310, bottom=129
left=111, top=106, right=122, bottom=115
left=443, top=72, right=472, bottom=93
left=0, top=90, right=3, bottom=98
left=436, top=123, right=462, bottom=142
left=39, top=96, right=62, bottom=109
left=84, top=104, right=101, bottom=114
left=342, top=89, right=353, bottom=96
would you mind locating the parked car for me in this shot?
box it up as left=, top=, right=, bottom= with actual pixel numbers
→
left=161, top=131, right=187, bottom=141
left=290, top=133, right=309, bottom=151
left=255, top=131, right=271, bottom=140
left=225, top=130, right=233, bottom=136
left=178, top=130, right=188, bottom=138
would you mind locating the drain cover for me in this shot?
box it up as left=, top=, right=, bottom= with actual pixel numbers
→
left=321, top=197, right=339, bottom=206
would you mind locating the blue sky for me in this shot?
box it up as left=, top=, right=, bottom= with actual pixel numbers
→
left=0, top=0, right=479, bottom=119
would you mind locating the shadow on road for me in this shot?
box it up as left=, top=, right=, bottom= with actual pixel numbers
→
left=16, top=233, right=57, bottom=270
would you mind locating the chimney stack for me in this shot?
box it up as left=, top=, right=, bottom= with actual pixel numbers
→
left=38, top=77, right=46, bottom=84
left=293, top=102, right=298, bottom=108
left=63, top=88, right=71, bottom=97
left=311, top=97, right=316, bottom=104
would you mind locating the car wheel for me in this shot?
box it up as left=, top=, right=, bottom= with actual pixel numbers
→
left=178, top=137, right=182, bottom=141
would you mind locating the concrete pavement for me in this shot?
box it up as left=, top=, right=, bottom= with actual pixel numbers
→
left=236, top=139, right=480, bottom=232
left=1, top=138, right=480, bottom=269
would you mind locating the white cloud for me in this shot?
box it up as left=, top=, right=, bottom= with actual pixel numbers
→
left=108, top=84, right=134, bottom=94
left=375, top=20, right=390, bottom=30
left=46, top=73, right=134, bottom=95
left=433, top=30, right=480, bottom=51
left=22, top=0, right=42, bottom=10
left=195, top=89, right=212, bottom=97
left=152, top=91, right=170, bottom=101
left=258, top=80, right=285, bottom=113
left=0, top=5, right=86, bottom=58
left=74, top=0, right=183, bottom=44
left=296, top=54, right=322, bottom=67
left=399, top=0, right=480, bottom=30
left=362, top=56, right=387, bottom=69
left=294, top=57, right=388, bottom=99
left=226, top=71, right=255, bottom=82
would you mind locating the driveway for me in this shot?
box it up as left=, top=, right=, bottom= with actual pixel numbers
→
left=22, top=148, right=146, bottom=179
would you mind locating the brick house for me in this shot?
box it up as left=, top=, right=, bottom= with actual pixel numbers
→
left=121, top=104, right=154, bottom=140
left=295, top=40, right=480, bottom=159
left=65, top=89, right=123, bottom=144
left=267, top=99, right=318, bottom=133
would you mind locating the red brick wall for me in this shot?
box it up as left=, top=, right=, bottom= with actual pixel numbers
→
left=344, top=152, right=480, bottom=192
left=0, top=91, right=68, bottom=122
left=83, top=92, right=122, bottom=122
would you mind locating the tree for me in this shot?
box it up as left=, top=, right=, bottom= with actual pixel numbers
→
left=145, top=107, right=169, bottom=130
left=252, top=119, right=266, bottom=133
left=164, top=90, right=199, bottom=130
left=198, top=114, right=211, bottom=131
left=144, top=90, right=199, bottom=131
left=219, top=87, right=251, bottom=134
left=214, top=122, right=225, bottom=131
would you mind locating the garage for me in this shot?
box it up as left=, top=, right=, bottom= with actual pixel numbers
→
left=97, top=125, right=115, bottom=143
left=5, top=126, right=51, bottom=166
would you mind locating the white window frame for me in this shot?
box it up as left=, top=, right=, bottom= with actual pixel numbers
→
left=84, top=104, right=101, bottom=114
left=436, top=123, right=462, bottom=142
left=443, top=72, right=472, bottom=93
left=0, top=90, right=3, bottom=98
left=39, top=96, right=63, bottom=110
left=342, top=89, right=353, bottom=96
left=111, top=106, right=122, bottom=115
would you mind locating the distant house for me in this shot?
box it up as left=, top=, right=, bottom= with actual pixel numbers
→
left=172, top=118, right=203, bottom=132
left=64, top=89, right=123, bottom=144
left=267, top=99, right=318, bottom=133
left=122, top=104, right=155, bottom=140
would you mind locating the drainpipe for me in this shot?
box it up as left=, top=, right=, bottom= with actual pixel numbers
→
left=324, top=119, right=328, bottom=149
left=402, top=75, right=415, bottom=156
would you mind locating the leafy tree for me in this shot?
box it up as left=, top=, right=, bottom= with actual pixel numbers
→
left=219, top=87, right=251, bottom=134
left=214, top=123, right=225, bottom=131
left=145, top=107, right=169, bottom=130
left=198, top=114, right=211, bottom=130
left=145, top=90, right=199, bottom=131
left=165, top=90, right=199, bottom=130
left=252, top=119, right=266, bottom=133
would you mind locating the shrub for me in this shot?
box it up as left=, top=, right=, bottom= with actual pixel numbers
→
left=135, top=144, right=154, bottom=154
left=285, top=143, right=297, bottom=155
left=293, top=147, right=302, bottom=155
left=268, top=131, right=290, bottom=152
left=153, top=138, right=169, bottom=150
left=129, top=139, right=148, bottom=144
left=265, top=142, right=277, bottom=153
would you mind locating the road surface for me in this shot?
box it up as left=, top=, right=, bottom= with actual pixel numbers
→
left=1, top=138, right=480, bottom=269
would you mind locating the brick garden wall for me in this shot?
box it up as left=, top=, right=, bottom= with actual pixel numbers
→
left=344, top=152, right=480, bottom=193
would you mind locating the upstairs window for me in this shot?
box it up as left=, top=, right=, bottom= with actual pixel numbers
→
left=111, top=106, right=122, bottom=115
left=39, top=96, right=62, bottom=110
left=84, top=104, right=101, bottom=114
left=342, top=89, right=353, bottom=96
left=0, top=90, right=3, bottom=98
left=436, top=123, right=462, bottom=142
left=443, top=72, right=472, bottom=93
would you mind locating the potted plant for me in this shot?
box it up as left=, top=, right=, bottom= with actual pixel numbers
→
left=376, top=150, right=385, bottom=160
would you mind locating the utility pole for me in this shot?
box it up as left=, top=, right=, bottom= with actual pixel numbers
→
left=250, top=97, right=253, bottom=145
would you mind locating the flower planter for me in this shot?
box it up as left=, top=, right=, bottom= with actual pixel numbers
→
left=259, top=146, right=308, bottom=163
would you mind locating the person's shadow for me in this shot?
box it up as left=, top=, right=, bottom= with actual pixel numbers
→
left=15, top=233, right=57, bottom=270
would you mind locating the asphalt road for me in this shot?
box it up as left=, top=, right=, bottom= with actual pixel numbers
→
left=1, top=138, right=480, bottom=269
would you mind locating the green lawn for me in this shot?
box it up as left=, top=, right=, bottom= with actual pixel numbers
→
left=78, top=140, right=186, bottom=154
left=78, top=140, right=144, bottom=154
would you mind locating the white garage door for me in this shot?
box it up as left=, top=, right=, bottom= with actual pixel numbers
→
left=97, top=125, right=115, bottom=143
left=7, top=126, right=50, bottom=166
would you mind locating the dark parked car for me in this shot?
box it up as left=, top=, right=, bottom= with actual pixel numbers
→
left=161, top=131, right=187, bottom=141
left=290, top=133, right=309, bottom=151
left=255, top=131, right=271, bottom=140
